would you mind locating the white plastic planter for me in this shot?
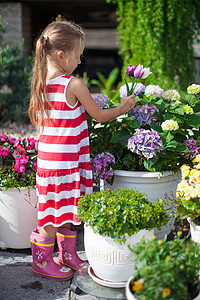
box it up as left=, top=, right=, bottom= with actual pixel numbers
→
left=105, top=170, right=181, bottom=239
left=84, top=224, right=154, bottom=286
left=0, top=187, right=37, bottom=249
left=187, top=217, right=200, bottom=244
left=125, top=276, right=200, bottom=300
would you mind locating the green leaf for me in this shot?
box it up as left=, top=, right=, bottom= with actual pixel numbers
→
left=186, top=114, right=200, bottom=127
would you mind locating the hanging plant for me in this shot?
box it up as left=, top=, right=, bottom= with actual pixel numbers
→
left=106, top=0, right=200, bottom=89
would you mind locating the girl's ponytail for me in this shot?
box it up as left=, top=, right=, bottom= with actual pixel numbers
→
left=29, top=35, right=50, bottom=127
left=29, top=20, right=85, bottom=128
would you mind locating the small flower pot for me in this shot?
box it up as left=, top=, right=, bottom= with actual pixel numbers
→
left=126, top=276, right=200, bottom=300
left=187, top=217, right=200, bottom=244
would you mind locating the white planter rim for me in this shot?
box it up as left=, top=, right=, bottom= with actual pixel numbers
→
left=187, top=217, right=200, bottom=230
left=114, top=170, right=175, bottom=179
left=0, top=186, right=36, bottom=191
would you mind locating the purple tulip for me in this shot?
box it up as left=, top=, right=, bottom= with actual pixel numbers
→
left=126, top=64, right=138, bottom=77
left=134, top=64, right=145, bottom=78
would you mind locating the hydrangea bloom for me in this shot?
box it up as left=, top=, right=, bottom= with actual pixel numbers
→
left=183, top=105, right=194, bottom=114
left=93, top=94, right=109, bottom=109
left=184, top=138, right=200, bottom=160
left=162, top=90, right=181, bottom=101
left=145, top=85, right=164, bottom=97
left=187, top=84, right=200, bottom=94
left=131, top=104, right=160, bottom=126
left=91, top=152, right=115, bottom=181
left=119, top=82, right=145, bottom=98
left=128, top=128, right=163, bottom=159
left=161, top=120, right=179, bottom=131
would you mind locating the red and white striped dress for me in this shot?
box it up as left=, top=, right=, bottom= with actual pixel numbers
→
left=36, top=74, right=93, bottom=229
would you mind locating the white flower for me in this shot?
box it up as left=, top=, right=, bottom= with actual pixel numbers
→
left=141, top=67, right=152, bottom=79
left=162, top=90, right=180, bottom=101
left=145, top=85, right=163, bottom=97
left=64, top=252, right=72, bottom=260
left=161, top=120, right=179, bottom=131
left=187, top=84, right=200, bottom=94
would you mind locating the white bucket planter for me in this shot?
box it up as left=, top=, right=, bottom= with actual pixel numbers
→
left=105, top=170, right=181, bottom=239
left=126, top=277, right=137, bottom=300
left=84, top=224, right=154, bottom=286
left=187, top=217, right=200, bottom=244
left=0, top=187, right=37, bottom=249
left=125, top=276, right=200, bottom=300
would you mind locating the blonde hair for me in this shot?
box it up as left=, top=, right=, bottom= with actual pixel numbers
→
left=29, top=20, right=85, bottom=127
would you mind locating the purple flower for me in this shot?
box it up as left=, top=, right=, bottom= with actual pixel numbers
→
left=126, top=64, right=138, bottom=77
left=91, top=152, right=115, bottom=181
left=131, top=104, right=160, bottom=127
left=93, top=94, right=109, bottom=109
left=128, top=129, right=163, bottom=159
left=184, top=138, right=200, bottom=160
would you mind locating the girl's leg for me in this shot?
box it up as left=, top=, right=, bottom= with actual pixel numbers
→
left=39, top=225, right=58, bottom=238
left=56, top=223, right=86, bottom=271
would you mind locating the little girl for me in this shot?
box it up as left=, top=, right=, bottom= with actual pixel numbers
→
left=29, top=19, right=135, bottom=281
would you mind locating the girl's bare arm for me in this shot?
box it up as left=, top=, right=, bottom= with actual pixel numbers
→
left=67, top=78, right=136, bottom=123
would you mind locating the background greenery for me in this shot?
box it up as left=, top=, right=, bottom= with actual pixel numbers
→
left=106, top=0, right=200, bottom=90
left=0, top=17, right=32, bottom=123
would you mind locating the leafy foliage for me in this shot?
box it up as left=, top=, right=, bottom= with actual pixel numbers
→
left=0, top=17, right=32, bottom=122
left=89, top=84, right=200, bottom=174
left=106, top=0, right=200, bottom=89
left=77, top=188, right=168, bottom=243
left=128, top=234, right=200, bottom=299
left=0, top=134, right=38, bottom=190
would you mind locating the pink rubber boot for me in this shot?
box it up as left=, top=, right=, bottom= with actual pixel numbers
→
left=56, top=227, right=87, bottom=271
left=30, top=228, right=73, bottom=281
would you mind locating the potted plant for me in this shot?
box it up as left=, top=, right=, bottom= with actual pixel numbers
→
left=0, top=134, right=38, bottom=249
left=89, top=66, right=200, bottom=238
left=77, top=187, right=168, bottom=286
left=175, top=154, right=200, bottom=243
left=126, top=232, right=200, bottom=300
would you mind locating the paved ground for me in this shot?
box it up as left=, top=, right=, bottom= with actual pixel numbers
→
left=0, top=220, right=196, bottom=300
left=0, top=228, right=97, bottom=300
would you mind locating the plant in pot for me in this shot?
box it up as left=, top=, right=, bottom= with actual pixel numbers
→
left=0, top=134, right=38, bottom=249
left=126, top=233, right=200, bottom=300
left=77, top=187, right=169, bottom=287
left=89, top=67, right=200, bottom=238
left=175, top=154, right=200, bottom=243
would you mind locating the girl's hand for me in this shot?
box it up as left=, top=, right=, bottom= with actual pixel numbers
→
left=119, top=94, right=136, bottom=114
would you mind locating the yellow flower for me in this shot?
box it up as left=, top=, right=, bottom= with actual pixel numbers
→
left=181, top=164, right=191, bottom=178
left=190, top=188, right=199, bottom=198
left=161, top=119, right=179, bottom=131
left=162, top=287, right=171, bottom=296
left=177, top=180, right=189, bottom=191
left=187, top=84, right=200, bottom=94
left=193, top=155, right=200, bottom=164
left=158, top=240, right=163, bottom=245
left=131, top=280, right=144, bottom=292
left=180, top=264, right=185, bottom=270
left=166, top=255, right=171, bottom=261
left=183, top=104, right=194, bottom=114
